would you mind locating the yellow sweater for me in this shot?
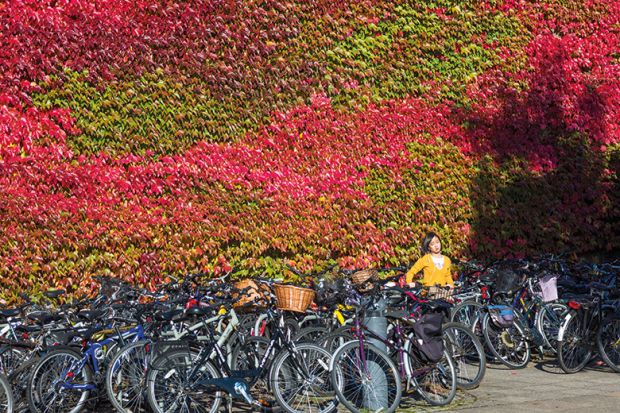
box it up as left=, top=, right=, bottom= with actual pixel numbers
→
left=405, top=254, right=454, bottom=286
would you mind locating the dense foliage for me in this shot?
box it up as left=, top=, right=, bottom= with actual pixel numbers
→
left=1, top=0, right=618, bottom=300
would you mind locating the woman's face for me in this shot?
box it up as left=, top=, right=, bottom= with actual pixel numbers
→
left=429, top=236, right=441, bottom=254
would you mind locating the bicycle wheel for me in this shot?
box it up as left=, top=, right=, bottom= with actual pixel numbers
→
left=270, top=343, right=338, bottom=413
left=293, top=327, right=330, bottom=343
left=147, top=347, right=222, bottom=413
left=450, top=301, right=483, bottom=330
left=536, top=302, right=568, bottom=353
left=442, top=322, right=486, bottom=389
left=597, top=317, right=620, bottom=373
left=596, top=318, right=620, bottom=373
left=0, top=374, right=13, bottom=413
left=330, top=341, right=401, bottom=413
left=27, top=348, right=93, bottom=413
left=482, top=314, right=530, bottom=369
left=320, top=326, right=354, bottom=353
left=410, top=350, right=457, bottom=406
left=106, top=340, right=152, bottom=413
left=230, top=336, right=275, bottom=409
left=557, top=312, right=593, bottom=374
left=1, top=344, right=37, bottom=413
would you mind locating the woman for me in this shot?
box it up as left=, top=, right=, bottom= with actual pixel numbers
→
left=405, top=232, right=454, bottom=288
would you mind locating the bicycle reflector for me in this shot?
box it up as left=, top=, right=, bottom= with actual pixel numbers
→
left=567, top=301, right=581, bottom=310
left=481, top=286, right=489, bottom=300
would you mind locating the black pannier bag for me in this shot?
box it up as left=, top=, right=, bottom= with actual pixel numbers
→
left=412, top=312, right=444, bottom=363
left=494, top=269, right=522, bottom=294
left=315, top=278, right=346, bottom=307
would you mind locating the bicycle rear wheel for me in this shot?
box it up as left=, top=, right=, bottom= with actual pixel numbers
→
left=442, top=322, right=486, bottom=389
left=557, top=312, right=593, bottom=374
left=482, top=314, right=530, bottom=369
left=270, top=343, right=338, bottom=413
left=0, top=374, right=13, bottom=413
left=450, top=301, right=483, bottom=331
left=330, top=341, right=401, bottom=413
left=147, top=348, right=222, bottom=413
left=106, top=340, right=152, bottom=413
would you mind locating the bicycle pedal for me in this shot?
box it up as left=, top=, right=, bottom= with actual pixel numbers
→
left=258, top=398, right=273, bottom=407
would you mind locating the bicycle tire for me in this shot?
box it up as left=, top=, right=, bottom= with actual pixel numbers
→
left=270, top=343, right=338, bottom=413
left=410, top=349, right=457, bottom=406
left=597, top=316, right=620, bottom=373
left=27, top=347, right=93, bottom=413
left=482, top=314, right=530, bottom=369
left=450, top=301, right=484, bottom=330
left=320, top=326, right=354, bottom=353
left=442, top=322, right=486, bottom=389
left=330, top=341, right=402, bottom=413
left=146, top=347, right=222, bottom=413
left=106, top=340, right=152, bottom=413
left=557, top=312, right=593, bottom=374
left=0, top=374, right=13, bottom=413
left=293, top=326, right=330, bottom=343
left=535, top=302, right=568, bottom=354
left=1, top=344, right=38, bottom=413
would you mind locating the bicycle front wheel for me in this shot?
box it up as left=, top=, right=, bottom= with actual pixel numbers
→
left=270, top=343, right=338, bottom=413
left=330, top=341, right=401, bottom=413
left=597, top=317, right=620, bottom=373
left=442, top=322, right=486, bottom=389
left=410, top=350, right=457, bottom=406
left=27, top=348, right=93, bottom=413
left=536, top=302, right=568, bottom=353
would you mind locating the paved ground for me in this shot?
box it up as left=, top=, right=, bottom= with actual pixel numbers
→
left=399, top=358, right=620, bottom=412
left=79, top=358, right=619, bottom=412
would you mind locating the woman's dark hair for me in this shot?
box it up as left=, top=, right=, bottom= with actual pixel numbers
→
left=420, top=232, right=440, bottom=255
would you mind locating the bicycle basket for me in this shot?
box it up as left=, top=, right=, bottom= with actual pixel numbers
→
left=233, top=279, right=270, bottom=310
left=488, top=305, right=514, bottom=328
left=426, top=285, right=453, bottom=300
left=538, top=274, right=558, bottom=302
left=273, top=284, right=315, bottom=313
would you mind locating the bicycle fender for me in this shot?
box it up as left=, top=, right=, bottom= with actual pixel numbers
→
left=556, top=312, right=574, bottom=342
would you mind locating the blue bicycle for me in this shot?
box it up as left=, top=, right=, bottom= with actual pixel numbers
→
left=26, top=315, right=145, bottom=413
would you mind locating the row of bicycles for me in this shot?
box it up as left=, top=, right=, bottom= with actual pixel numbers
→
left=0, top=255, right=618, bottom=413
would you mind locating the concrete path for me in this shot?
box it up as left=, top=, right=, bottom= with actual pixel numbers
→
left=399, top=359, right=620, bottom=412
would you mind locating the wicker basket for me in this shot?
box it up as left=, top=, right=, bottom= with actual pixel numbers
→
left=232, top=279, right=269, bottom=309
left=351, top=269, right=378, bottom=285
left=426, top=285, right=453, bottom=300
left=273, top=284, right=315, bottom=313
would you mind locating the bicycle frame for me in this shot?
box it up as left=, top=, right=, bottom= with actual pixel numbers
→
left=59, top=324, right=146, bottom=391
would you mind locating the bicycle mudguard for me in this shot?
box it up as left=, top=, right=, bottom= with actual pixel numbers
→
left=556, top=311, right=574, bottom=342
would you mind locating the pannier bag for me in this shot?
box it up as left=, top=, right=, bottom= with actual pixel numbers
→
left=488, top=305, right=515, bottom=328
left=412, top=312, right=444, bottom=363
left=494, top=269, right=521, bottom=294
